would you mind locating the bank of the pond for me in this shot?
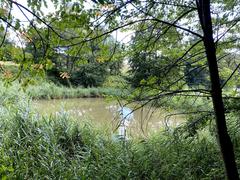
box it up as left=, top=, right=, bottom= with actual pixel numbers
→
left=1, top=81, right=240, bottom=179
left=26, top=82, right=125, bottom=100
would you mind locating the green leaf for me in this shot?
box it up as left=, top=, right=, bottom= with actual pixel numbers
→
left=15, top=19, right=21, bottom=30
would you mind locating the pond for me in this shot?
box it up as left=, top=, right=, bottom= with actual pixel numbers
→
left=33, top=98, right=184, bottom=136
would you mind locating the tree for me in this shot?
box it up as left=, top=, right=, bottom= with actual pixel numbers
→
left=128, top=25, right=183, bottom=88
left=23, top=4, right=124, bottom=87
left=86, top=0, right=240, bottom=178
left=1, top=0, right=240, bottom=179
left=196, top=1, right=239, bottom=178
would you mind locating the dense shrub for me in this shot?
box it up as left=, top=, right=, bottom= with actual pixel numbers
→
left=70, top=63, right=108, bottom=88
left=102, top=75, right=128, bottom=89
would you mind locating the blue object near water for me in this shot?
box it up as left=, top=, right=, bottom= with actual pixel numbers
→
left=118, top=107, right=134, bottom=124
left=117, top=107, right=134, bottom=139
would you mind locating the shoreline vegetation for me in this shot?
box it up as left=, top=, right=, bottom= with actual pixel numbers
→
left=0, top=81, right=239, bottom=179
left=27, top=84, right=123, bottom=100
left=0, top=0, right=240, bottom=178
left=0, top=95, right=228, bottom=179
left=0, top=65, right=239, bottom=179
left=1, top=80, right=125, bottom=100
left=0, top=62, right=128, bottom=100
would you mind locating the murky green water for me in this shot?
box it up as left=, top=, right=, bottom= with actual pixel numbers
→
left=33, top=98, right=183, bottom=136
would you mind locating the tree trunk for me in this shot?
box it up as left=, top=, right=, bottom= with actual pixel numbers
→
left=196, top=1, right=239, bottom=179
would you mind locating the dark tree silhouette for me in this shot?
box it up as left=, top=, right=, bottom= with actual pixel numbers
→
left=196, top=1, right=239, bottom=179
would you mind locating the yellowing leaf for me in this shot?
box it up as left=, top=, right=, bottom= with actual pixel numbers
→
left=60, top=72, right=70, bottom=79
left=96, top=57, right=105, bottom=63
left=3, top=70, right=13, bottom=79
left=95, top=11, right=101, bottom=17
left=32, top=64, right=44, bottom=70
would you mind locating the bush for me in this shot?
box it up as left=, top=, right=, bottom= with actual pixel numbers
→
left=102, top=75, right=128, bottom=89
left=70, top=63, right=108, bottom=87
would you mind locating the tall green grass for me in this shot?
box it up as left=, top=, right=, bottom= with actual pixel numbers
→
left=0, top=81, right=240, bottom=179
left=25, top=80, right=125, bottom=99
left=0, top=80, right=124, bottom=100
left=27, top=83, right=118, bottom=99
left=0, top=95, right=235, bottom=179
left=0, top=109, right=228, bottom=179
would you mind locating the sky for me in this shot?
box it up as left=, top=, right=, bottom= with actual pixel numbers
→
left=12, top=0, right=55, bottom=26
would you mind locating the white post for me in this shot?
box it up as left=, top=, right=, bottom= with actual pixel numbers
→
left=118, top=123, right=126, bottom=139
